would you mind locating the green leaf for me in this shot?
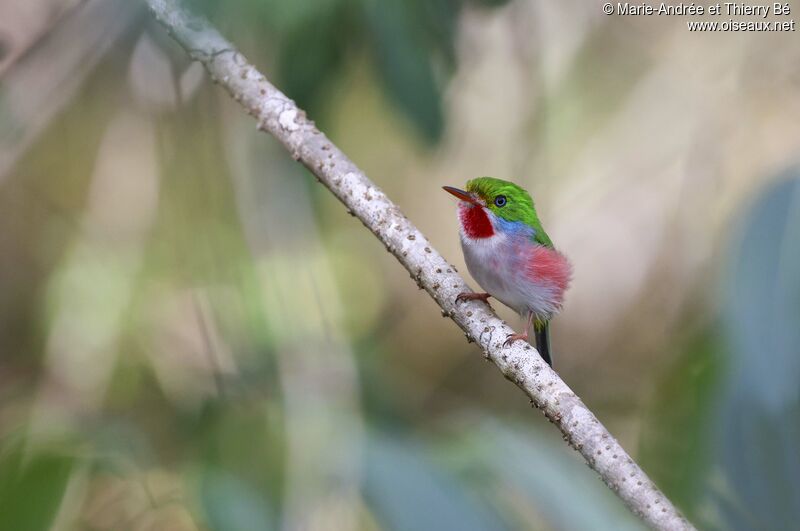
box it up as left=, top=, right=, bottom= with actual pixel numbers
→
left=363, top=0, right=444, bottom=142
left=0, top=441, right=75, bottom=531
left=723, top=172, right=800, bottom=409
left=638, top=332, right=722, bottom=519
left=714, top=171, right=800, bottom=530
left=277, top=4, right=351, bottom=119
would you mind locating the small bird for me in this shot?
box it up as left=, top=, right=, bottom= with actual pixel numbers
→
left=443, top=177, right=572, bottom=366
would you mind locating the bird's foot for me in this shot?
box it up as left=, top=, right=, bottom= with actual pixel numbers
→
left=503, top=332, right=529, bottom=348
left=456, top=292, right=491, bottom=304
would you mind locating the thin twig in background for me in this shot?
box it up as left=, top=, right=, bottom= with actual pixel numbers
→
left=144, top=1, right=695, bottom=529
left=0, top=0, right=142, bottom=180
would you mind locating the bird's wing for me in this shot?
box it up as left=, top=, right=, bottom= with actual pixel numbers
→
left=523, top=245, right=572, bottom=307
left=531, top=220, right=554, bottom=248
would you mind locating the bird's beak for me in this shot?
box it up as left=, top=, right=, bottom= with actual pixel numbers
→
left=443, top=186, right=479, bottom=206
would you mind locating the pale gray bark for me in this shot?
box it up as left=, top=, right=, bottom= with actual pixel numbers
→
left=145, top=1, right=695, bottom=529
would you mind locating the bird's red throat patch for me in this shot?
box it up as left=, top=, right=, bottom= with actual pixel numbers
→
left=459, top=204, right=494, bottom=239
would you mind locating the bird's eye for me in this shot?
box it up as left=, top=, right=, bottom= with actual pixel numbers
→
left=494, top=195, right=507, bottom=207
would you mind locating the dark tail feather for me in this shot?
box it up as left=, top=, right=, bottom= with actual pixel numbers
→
left=534, top=322, right=552, bottom=367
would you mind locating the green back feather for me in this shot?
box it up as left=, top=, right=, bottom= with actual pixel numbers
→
left=465, top=177, right=553, bottom=248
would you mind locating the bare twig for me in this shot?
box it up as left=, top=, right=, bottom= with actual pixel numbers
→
left=145, top=1, right=694, bottom=529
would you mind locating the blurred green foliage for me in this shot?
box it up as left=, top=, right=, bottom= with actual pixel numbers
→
left=195, top=467, right=277, bottom=531
left=714, top=173, right=800, bottom=530
left=0, top=440, right=74, bottom=531
left=364, top=433, right=506, bottom=531
left=639, top=332, right=723, bottom=518
left=197, top=0, right=510, bottom=141
left=1, top=1, right=800, bottom=530
left=640, top=172, right=800, bottom=530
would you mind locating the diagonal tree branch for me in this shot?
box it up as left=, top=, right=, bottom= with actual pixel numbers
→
left=145, top=1, right=694, bottom=529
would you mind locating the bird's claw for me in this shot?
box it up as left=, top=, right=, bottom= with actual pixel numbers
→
left=456, top=292, right=491, bottom=304
left=503, top=333, right=528, bottom=348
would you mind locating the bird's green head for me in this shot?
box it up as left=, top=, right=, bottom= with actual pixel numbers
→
left=443, top=177, right=552, bottom=247
left=464, top=177, right=538, bottom=225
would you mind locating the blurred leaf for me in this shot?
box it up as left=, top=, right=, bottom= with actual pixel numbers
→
left=0, top=0, right=139, bottom=179
left=466, top=0, right=512, bottom=6
left=277, top=3, right=351, bottom=119
left=0, top=441, right=75, bottom=531
left=723, top=172, right=800, bottom=409
left=458, top=421, right=645, bottom=531
left=364, top=0, right=444, bottom=142
left=364, top=433, right=507, bottom=531
left=638, top=331, right=723, bottom=518
left=400, top=0, right=464, bottom=72
left=195, top=468, right=276, bottom=531
left=0, top=49, right=127, bottom=365
left=142, top=84, right=255, bottom=286
left=246, top=0, right=343, bottom=36
left=201, top=0, right=515, bottom=144
left=714, top=171, right=800, bottom=530
left=190, top=401, right=285, bottom=504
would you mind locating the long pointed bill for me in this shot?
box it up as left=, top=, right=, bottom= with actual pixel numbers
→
left=443, top=186, right=479, bottom=205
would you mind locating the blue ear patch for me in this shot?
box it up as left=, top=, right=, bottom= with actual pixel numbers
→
left=494, top=216, right=536, bottom=239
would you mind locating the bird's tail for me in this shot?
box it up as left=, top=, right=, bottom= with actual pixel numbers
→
left=534, top=322, right=552, bottom=367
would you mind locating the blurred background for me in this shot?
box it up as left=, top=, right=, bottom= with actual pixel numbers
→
left=1, top=0, right=799, bottom=529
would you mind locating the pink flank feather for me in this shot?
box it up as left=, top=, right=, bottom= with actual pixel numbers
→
left=525, top=246, right=572, bottom=307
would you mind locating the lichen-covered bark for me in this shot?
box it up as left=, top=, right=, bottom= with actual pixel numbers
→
left=145, top=1, right=695, bottom=529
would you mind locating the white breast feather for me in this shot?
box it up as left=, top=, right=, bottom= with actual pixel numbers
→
left=460, top=228, right=560, bottom=319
